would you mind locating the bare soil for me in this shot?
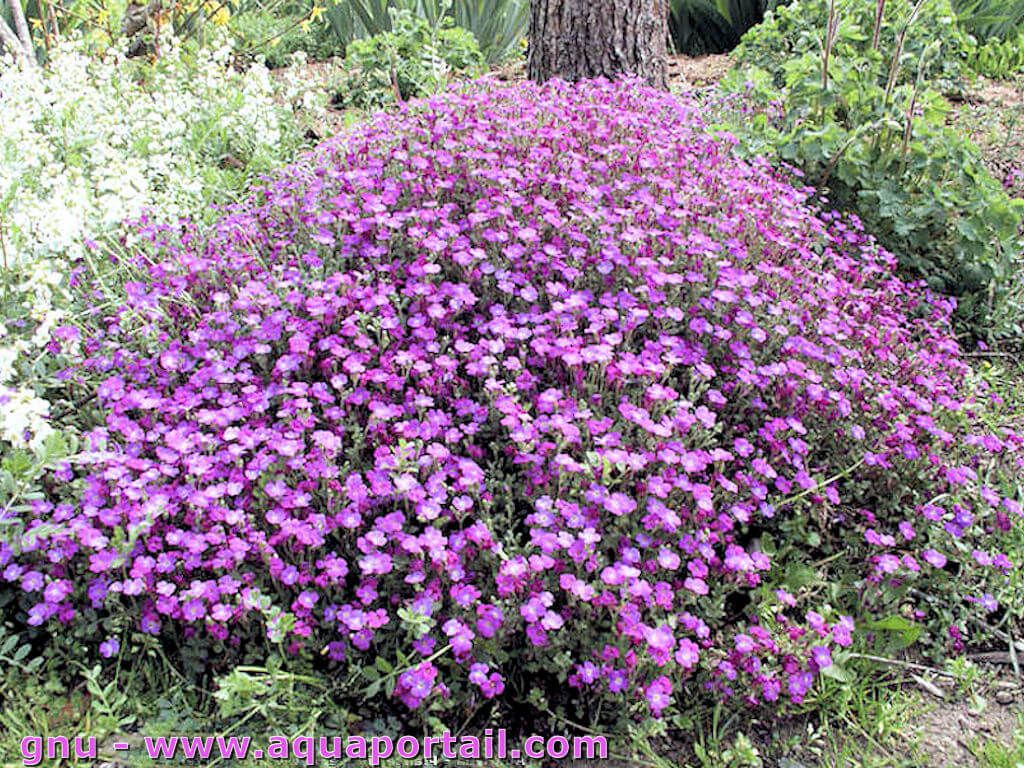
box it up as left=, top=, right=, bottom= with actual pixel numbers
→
left=949, top=75, right=1024, bottom=198
left=916, top=693, right=1020, bottom=767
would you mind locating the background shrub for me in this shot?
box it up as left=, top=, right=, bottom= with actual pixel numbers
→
left=324, top=0, right=526, bottom=65
left=735, top=0, right=973, bottom=92
left=669, top=0, right=780, bottom=56
left=229, top=10, right=340, bottom=67
left=726, top=0, right=1024, bottom=335
left=968, top=30, right=1024, bottom=78
left=953, top=0, right=1024, bottom=40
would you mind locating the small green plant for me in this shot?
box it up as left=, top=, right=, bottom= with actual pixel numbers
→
left=969, top=30, right=1024, bottom=78
left=0, top=623, right=43, bottom=686
left=969, top=714, right=1024, bottom=768
left=945, top=655, right=986, bottom=695
left=229, top=10, right=341, bottom=67
left=324, top=0, right=526, bottom=64
left=725, top=0, right=1024, bottom=335
left=214, top=659, right=332, bottom=730
left=340, top=8, right=483, bottom=108
left=692, top=706, right=764, bottom=767
left=79, top=663, right=138, bottom=736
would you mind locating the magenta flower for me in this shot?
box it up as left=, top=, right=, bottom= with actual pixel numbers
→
left=645, top=675, right=673, bottom=717
left=675, top=638, right=700, bottom=670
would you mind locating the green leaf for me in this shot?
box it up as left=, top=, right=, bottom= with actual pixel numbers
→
left=783, top=564, right=818, bottom=590
left=865, top=615, right=922, bottom=650
left=819, top=663, right=854, bottom=683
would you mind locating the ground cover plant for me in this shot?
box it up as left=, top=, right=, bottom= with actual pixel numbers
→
left=3, top=78, right=1022, bottom=737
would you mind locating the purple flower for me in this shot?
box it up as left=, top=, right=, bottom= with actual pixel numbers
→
left=182, top=600, right=206, bottom=621
left=645, top=675, right=673, bottom=717
left=810, top=646, right=832, bottom=670
left=20, top=571, right=44, bottom=592
left=922, top=549, right=948, bottom=569
left=99, top=638, right=120, bottom=658
left=675, top=638, right=701, bottom=670
left=788, top=671, right=814, bottom=703
left=604, top=493, right=636, bottom=517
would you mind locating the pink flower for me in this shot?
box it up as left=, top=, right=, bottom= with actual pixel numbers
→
left=645, top=676, right=673, bottom=717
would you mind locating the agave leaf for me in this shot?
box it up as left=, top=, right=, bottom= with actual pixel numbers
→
left=670, top=0, right=772, bottom=55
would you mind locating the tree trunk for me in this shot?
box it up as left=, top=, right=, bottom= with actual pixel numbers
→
left=1, top=0, right=36, bottom=64
left=528, top=0, right=668, bottom=88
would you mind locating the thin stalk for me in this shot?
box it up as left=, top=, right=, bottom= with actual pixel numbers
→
left=36, top=0, right=51, bottom=54
left=847, top=653, right=1018, bottom=687
left=0, top=217, right=9, bottom=273
left=358, top=642, right=452, bottom=697
left=883, top=0, right=927, bottom=107
left=46, top=0, right=112, bottom=37
left=871, top=0, right=886, bottom=49
left=775, top=456, right=866, bottom=509
left=900, top=43, right=934, bottom=161
left=822, top=0, right=838, bottom=90
left=820, top=121, right=881, bottom=187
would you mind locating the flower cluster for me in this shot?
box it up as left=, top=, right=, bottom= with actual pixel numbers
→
left=0, top=33, right=327, bottom=453
left=5, top=79, right=1022, bottom=719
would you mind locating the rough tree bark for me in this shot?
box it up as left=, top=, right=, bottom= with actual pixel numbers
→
left=528, top=0, right=668, bottom=88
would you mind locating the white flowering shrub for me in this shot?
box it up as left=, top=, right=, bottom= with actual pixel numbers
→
left=0, top=34, right=329, bottom=492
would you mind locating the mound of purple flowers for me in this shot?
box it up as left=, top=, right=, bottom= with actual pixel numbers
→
left=7, top=79, right=1022, bottom=719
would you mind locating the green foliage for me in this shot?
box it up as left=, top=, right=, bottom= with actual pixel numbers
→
left=80, top=663, right=138, bottom=734
left=954, top=0, right=1024, bottom=40
left=0, top=624, right=43, bottom=683
left=325, top=0, right=525, bottom=64
left=736, top=0, right=973, bottom=94
left=670, top=0, right=779, bottom=55
left=0, top=432, right=77, bottom=546
left=229, top=11, right=340, bottom=67
left=727, top=0, right=1024, bottom=335
left=693, top=731, right=763, bottom=768
left=213, top=658, right=337, bottom=730
left=969, top=30, right=1024, bottom=78
left=340, top=9, right=483, bottom=109
left=952, top=0, right=1024, bottom=78
left=323, top=0, right=399, bottom=45
left=449, top=0, right=527, bottom=64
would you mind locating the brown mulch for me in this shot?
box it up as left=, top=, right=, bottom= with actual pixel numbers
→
left=668, top=53, right=733, bottom=89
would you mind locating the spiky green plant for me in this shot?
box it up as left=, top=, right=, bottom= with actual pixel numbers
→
left=669, top=0, right=782, bottom=55
left=953, top=0, right=1024, bottom=39
left=324, top=0, right=524, bottom=64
